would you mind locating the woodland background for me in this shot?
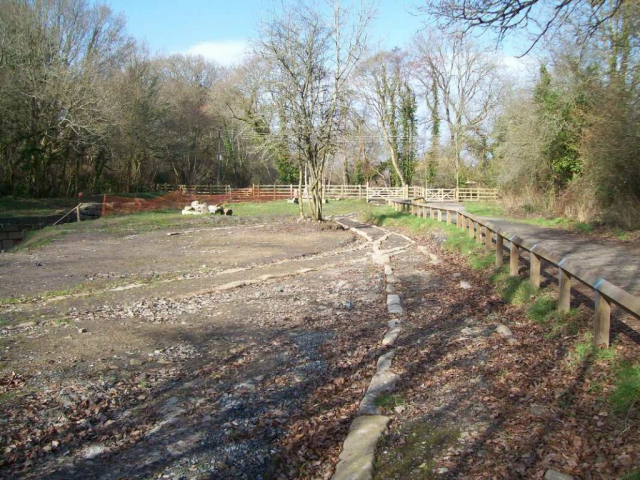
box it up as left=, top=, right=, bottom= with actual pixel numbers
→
left=0, top=0, right=638, bottom=225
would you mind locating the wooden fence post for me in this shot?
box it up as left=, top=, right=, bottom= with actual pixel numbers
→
left=485, top=227, right=492, bottom=251
left=558, top=262, right=572, bottom=313
left=530, top=247, right=541, bottom=290
left=476, top=222, right=483, bottom=243
left=509, top=239, right=519, bottom=276
left=594, top=286, right=611, bottom=348
left=446, top=211, right=451, bottom=225
left=496, top=235, right=504, bottom=265
left=468, top=217, right=474, bottom=239
left=76, top=205, right=81, bottom=222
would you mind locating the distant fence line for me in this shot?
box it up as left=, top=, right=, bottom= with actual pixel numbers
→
left=388, top=198, right=640, bottom=349
left=153, top=184, right=499, bottom=202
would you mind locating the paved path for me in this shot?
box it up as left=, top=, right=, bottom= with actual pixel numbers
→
left=426, top=202, right=640, bottom=295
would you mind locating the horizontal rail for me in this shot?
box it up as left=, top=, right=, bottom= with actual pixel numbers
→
left=387, top=198, right=639, bottom=348
left=153, top=184, right=499, bottom=202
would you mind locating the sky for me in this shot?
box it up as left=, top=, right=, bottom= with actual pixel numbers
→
left=104, top=0, right=440, bottom=65
left=102, top=0, right=536, bottom=80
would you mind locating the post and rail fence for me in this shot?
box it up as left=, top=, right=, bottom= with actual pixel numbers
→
left=152, top=184, right=499, bottom=203
left=387, top=198, right=640, bottom=349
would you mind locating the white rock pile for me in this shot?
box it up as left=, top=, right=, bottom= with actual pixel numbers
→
left=181, top=200, right=232, bottom=216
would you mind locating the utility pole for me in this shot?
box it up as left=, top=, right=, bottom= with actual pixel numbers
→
left=217, top=129, right=222, bottom=186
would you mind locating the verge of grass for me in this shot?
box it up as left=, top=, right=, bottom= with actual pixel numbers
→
left=362, top=206, right=493, bottom=270
left=610, top=361, right=640, bottom=415
left=490, top=267, right=533, bottom=305
left=569, top=332, right=617, bottom=367
left=463, top=201, right=504, bottom=217
left=621, top=468, right=640, bottom=480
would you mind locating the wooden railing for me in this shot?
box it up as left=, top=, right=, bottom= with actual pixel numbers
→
left=388, top=198, right=640, bottom=348
left=154, top=184, right=499, bottom=202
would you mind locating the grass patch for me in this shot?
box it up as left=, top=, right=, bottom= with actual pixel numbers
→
left=375, top=423, right=459, bottom=479
left=12, top=200, right=375, bottom=251
left=463, top=201, right=504, bottom=217
left=527, top=296, right=557, bottom=323
left=574, top=222, right=594, bottom=233
left=621, top=469, right=640, bottom=480
left=610, top=362, right=640, bottom=415
left=15, top=227, right=71, bottom=251
left=363, top=207, right=494, bottom=270
left=490, top=268, right=533, bottom=305
left=374, top=393, right=404, bottom=409
left=569, top=332, right=616, bottom=367
left=0, top=196, right=79, bottom=218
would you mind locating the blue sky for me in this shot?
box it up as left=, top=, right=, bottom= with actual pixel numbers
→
left=105, top=0, right=428, bottom=65
left=103, top=0, right=535, bottom=78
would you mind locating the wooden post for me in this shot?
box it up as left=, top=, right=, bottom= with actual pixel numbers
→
left=509, top=239, right=519, bottom=276
left=558, top=264, right=572, bottom=313
left=76, top=205, right=81, bottom=222
left=359, top=184, right=362, bottom=199
left=530, top=249, right=541, bottom=290
left=468, top=217, right=474, bottom=239
left=437, top=209, right=442, bottom=222
left=101, top=194, right=106, bottom=217
left=446, top=210, right=451, bottom=224
left=594, top=287, right=611, bottom=348
left=485, top=227, right=492, bottom=251
left=496, top=235, right=504, bottom=265
left=476, top=222, right=483, bottom=243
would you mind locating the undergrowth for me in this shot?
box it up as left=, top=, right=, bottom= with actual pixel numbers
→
left=490, top=266, right=638, bottom=418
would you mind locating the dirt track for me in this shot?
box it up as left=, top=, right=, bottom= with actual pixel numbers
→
left=0, top=218, right=390, bottom=479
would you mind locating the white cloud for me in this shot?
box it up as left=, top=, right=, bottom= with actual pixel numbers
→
left=500, top=54, right=540, bottom=86
left=183, top=40, right=250, bottom=66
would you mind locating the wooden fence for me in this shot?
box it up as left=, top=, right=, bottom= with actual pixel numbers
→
left=154, top=184, right=498, bottom=202
left=388, top=198, right=640, bottom=348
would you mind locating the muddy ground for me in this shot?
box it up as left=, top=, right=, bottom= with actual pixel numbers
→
left=0, top=217, right=391, bottom=479
left=1, top=210, right=639, bottom=480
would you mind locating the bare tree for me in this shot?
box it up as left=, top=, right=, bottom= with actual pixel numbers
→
left=419, top=0, right=625, bottom=55
left=255, top=0, right=372, bottom=220
left=413, top=30, right=502, bottom=189
left=357, top=49, right=416, bottom=186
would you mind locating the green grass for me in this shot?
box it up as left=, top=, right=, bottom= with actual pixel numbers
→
left=229, top=199, right=372, bottom=218
left=569, top=332, right=617, bottom=367
left=490, top=267, right=534, bottom=306
left=621, top=469, right=640, bottom=480
left=374, top=393, right=404, bottom=409
left=362, top=206, right=494, bottom=270
left=464, top=201, right=603, bottom=232
left=0, top=196, right=80, bottom=218
left=610, top=362, right=640, bottom=415
left=463, top=201, right=505, bottom=217
left=9, top=199, right=373, bottom=252
left=526, top=295, right=557, bottom=323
